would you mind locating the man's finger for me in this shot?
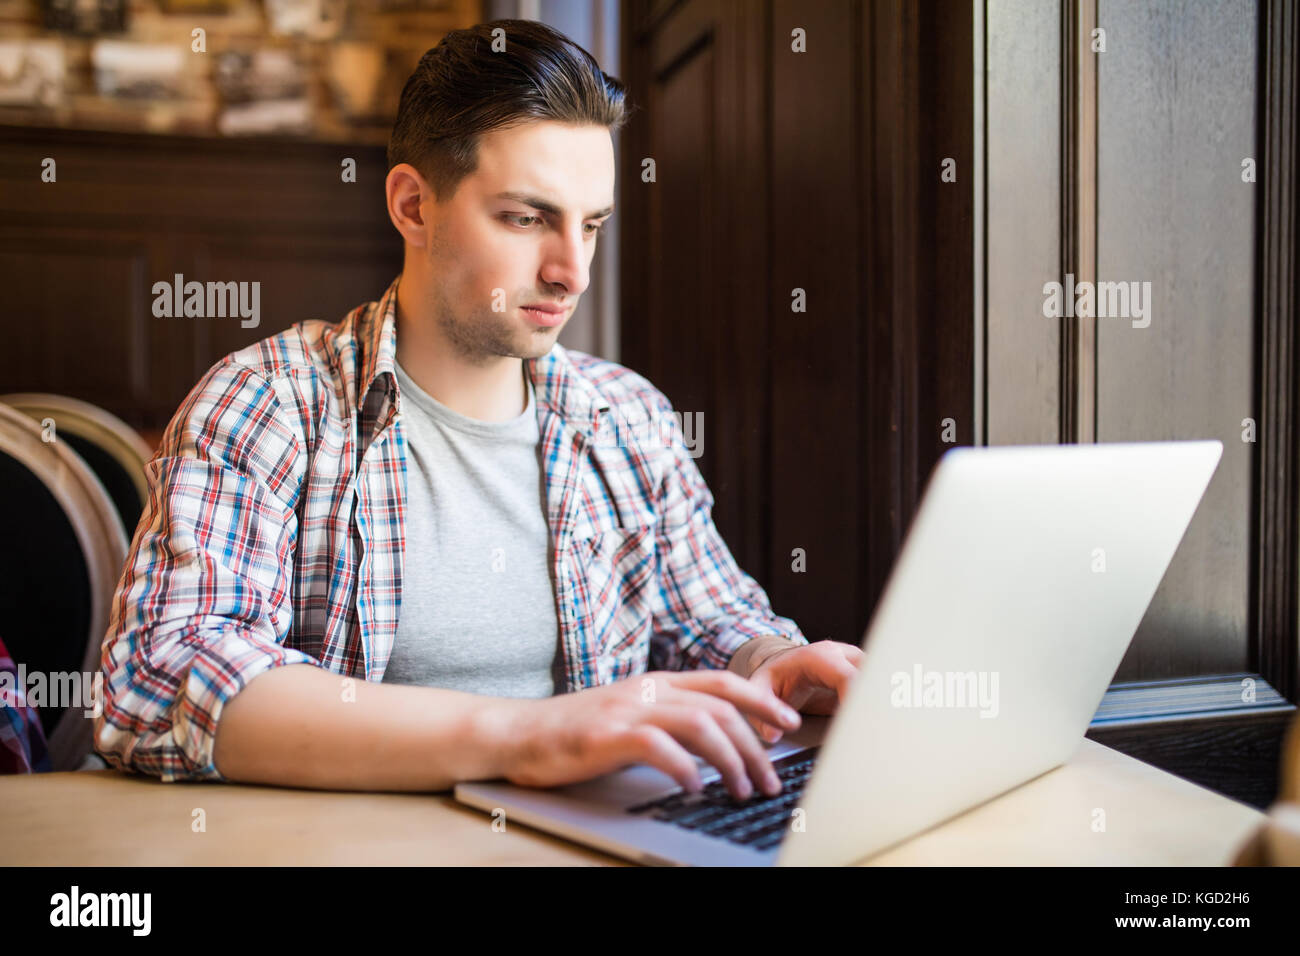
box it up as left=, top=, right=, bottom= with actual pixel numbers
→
left=660, top=687, right=784, bottom=796
left=759, top=647, right=859, bottom=718
left=840, top=643, right=865, bottom=664
left=742, top=668, right=786, bottom=743
left=662, top=669, right=802, bottom=732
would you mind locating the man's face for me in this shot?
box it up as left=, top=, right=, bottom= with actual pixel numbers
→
left=417, top=120, right=615, bottom=363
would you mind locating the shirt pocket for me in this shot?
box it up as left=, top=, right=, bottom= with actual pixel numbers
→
left=570, top=511, right=658, bottom=675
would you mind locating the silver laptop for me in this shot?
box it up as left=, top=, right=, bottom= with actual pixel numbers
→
left=455, top=440, right=1223, bottom=866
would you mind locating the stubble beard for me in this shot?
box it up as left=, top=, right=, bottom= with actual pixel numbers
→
left=433, top=288, right=559, bottom=367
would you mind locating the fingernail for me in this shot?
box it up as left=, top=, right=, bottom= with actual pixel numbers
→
left=763, top=726, right=782, bottom=743
left=782, top=706, right=800, bottom=726
left=736, top=779, right=752, bottom=800
left=765, top=770, right=781, bottom=794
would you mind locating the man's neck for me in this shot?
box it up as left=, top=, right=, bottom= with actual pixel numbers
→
left=394, top=278, right=528, bottom=423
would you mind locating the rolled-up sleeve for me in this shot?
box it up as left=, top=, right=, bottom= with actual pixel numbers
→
left=646, top=393, right=808, bottom=672
left=94, top=360, right=319, bottom=782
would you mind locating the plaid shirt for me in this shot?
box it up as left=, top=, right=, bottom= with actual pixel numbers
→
left=95, top=275, right=806, bottom=782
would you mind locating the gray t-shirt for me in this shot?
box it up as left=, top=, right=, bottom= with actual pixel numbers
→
left=382, top=359, right=563, bottom=697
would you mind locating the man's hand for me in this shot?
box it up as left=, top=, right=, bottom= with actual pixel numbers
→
left=500, top=670, right=804, bottom=801
left=743, top=640, right=863, bottom=743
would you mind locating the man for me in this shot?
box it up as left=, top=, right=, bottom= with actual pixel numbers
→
left=95, top=19, right=862, bottom=803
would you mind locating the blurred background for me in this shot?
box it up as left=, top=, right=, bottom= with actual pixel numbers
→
left=1, top=0, right=1298, bottom=813
left=0, top=0, right=619, bottom=451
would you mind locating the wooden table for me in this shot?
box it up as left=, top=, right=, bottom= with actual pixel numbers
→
left=0, top=737, right=1265, bottom=866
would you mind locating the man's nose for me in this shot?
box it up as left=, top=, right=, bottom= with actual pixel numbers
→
left=539, top=226, right=591, bottom=297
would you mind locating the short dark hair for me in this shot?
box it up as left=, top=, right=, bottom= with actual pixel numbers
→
left=387, top=19, right=630, bottom=202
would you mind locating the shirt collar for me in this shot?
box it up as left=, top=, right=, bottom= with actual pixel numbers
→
left=354, top=275, right=612, bottom=441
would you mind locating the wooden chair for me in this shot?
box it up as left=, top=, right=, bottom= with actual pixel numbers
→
left=0, top=403, right=128, bottom=771
left=0, top=393, right=153, bottom=538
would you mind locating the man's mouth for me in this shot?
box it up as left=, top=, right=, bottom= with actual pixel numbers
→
left=520, top=305, right=569, bottom=328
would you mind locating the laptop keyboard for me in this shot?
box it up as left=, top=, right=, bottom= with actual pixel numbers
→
left=624, top=747, right=820, bottom=853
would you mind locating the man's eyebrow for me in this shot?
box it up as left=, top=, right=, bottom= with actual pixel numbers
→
left=495, top=191, right=614, bottom=219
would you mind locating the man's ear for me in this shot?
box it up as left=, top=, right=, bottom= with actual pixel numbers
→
left=386, top=163, right=430, bottom=249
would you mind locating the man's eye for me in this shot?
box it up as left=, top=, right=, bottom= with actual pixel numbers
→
left=505, top=214, right=605, bottom=236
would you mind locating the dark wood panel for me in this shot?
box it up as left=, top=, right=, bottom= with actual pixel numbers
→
left=621, top=0, right=771, bottom=580
left=0, top=124, right=403, bottom=431
left=0, top=125, right=395, bottom=237
left=769, top=0, right=863, bottom=645
left=197, top=240, right=402, bottom=374
left=0, top=239, right=149, bottom=408
left=622, top=0, right=977, bottom=647
left=1088, top=707, right=1296, bottom=810
left=915, top=0, right=975, bottom=468
left=727, top=0, right=771, bottom=575
left=1254, top=0, right=1300, bottom=702
left=645, top=21, right=714, bottom=445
